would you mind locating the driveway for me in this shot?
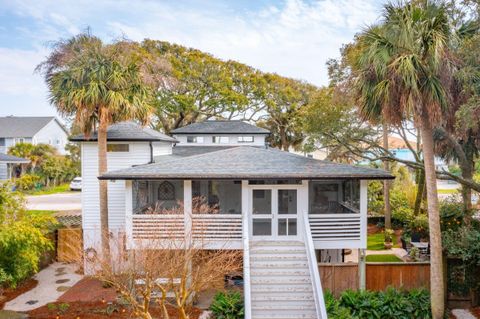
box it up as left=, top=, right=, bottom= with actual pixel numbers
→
left=26, top=192, right=81, bottom=211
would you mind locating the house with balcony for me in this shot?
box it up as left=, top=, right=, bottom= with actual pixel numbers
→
left=72, top=120, right=393, bottom=319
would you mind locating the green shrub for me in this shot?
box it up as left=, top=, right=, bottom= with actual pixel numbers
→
left=327, top=288, right=431, bottom=319
left=14, top=174, right=41, bottom=191
left=210, top=291, right=244, bottom=319
left=440, top=198, right=465, bottom=231
left=0, top=183, right=56, bottom=286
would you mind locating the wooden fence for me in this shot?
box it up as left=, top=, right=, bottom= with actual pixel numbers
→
left=57, top=228, right=83, bottom=262
left=319, top=262, right=430, bottom=296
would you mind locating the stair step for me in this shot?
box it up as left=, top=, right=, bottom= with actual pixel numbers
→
left=251, top=286, right=313, bottom=293
left=252, top=294, right=314, bottom=302
left=253, top=313, right=318, bottom=319
left=250, top=250, right=307, bottom=256
left=251, top=255, right=308, bottom=262
left=251, top=270, right=310, bottom=277
left=251, top=277, right=312, bottom=285
left=250, top=261, right=309, bottom=268
left=250, top=241, right=305, bottom=247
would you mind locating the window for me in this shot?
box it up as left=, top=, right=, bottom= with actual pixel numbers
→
left=238, top=136, right=254, bottom=143
left=212, top=136, right=229, bottom=144
left=0, top=138, right=5, bottom=147
left=192, top=180, right=242, bottom=214
left=187, top=136, right=204, bottom=143
left=56, top=139, right=61, bottom=145
left=107, top=144, right=129, bottom=152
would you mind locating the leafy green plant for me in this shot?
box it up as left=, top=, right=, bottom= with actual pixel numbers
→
left=329, top=288, right=431, bottom=319
left=14, top=174, right=41, bottom=191
left=58, top=303, right=70, bottom=314
left=0, top=183, right=57, bottom=286
left=384, top=229, right=394, bottom=243
left=210, top=291, right=244, bottom=319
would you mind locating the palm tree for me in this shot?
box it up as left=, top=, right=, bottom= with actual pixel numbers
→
left=37, top=33, right=168, bottom=258
left=353, top=2, right=456, bottom=317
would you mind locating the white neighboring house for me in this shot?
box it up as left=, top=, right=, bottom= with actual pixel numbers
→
left=0, top=116, right=69, bottom=155
left=72, top=120, right=393, bottom=319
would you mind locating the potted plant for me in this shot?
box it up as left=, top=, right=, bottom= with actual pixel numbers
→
left=384, top=228, right=394, bottom=249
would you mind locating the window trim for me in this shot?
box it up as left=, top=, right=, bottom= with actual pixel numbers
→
left=238, top=136, right=255, bottom=143
left=212, top=136, right=229, bottom=144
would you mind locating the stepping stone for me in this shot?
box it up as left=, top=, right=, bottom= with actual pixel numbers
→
left=55, top=279, right=70, bottom=284
left=0, top=310, right=28, bottom=319
left=25, top=300, right=37, bottom=305
left=56, top=286, right=71, bottom=292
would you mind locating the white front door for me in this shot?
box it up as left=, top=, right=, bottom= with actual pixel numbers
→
left=250, top=187, right=300, bottom=240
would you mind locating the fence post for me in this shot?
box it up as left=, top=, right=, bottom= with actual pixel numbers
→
left=359, top=249, right=366, bottom=290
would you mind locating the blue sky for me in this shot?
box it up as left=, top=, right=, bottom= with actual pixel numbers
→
left=0, top=0, right=384, bottom=117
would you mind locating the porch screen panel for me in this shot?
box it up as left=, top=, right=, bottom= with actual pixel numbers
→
left=192, top=180, right=241, bottom=214
left=309, top=180, right=360, bottom=214
left=132, top=180, right=184, bottom=214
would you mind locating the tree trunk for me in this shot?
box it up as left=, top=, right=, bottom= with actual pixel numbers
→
left=382, top=122, right=392, bottom=229
left=419, top=114, right=444, bottom=319
left=461, top=164, right=473, bottom=225
left=414, top=169, right=425, bottom=215
left=98, top=118, right=111, bottom=260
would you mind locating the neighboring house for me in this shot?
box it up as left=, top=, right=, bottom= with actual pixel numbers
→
left=0, top=116, right=69, bottom=155
left=0, top=153, right=29, bottom=181
left=389, top=136, right=459, bottom=190
left=71, top=120, right=392, bottom=319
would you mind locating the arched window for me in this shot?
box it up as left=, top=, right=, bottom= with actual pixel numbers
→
left=158, top=181, right=175, bottom=200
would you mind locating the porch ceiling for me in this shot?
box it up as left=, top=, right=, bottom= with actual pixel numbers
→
left=99, top=146, right=394, bottom=180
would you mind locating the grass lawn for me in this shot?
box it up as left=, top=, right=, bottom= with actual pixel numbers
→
left=26, top=183, right=72, bottom=195
left=437, top=189, right=458, bottom=194
left=367, top=233, right=386, bottom=250
left=366, top=254, right=403, bottom=262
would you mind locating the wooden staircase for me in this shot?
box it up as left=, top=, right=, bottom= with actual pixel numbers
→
left=248, top=241, right=321, bottom=319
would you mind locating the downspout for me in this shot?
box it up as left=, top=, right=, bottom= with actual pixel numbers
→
left=149, top=141, right=154, bottom=164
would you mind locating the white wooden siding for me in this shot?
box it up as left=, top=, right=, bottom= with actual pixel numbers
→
left=152, top=141, right=172, bottom=157
left=81, top=142, right=152, bottom=231
left=33, top=119, right=68, bottom=154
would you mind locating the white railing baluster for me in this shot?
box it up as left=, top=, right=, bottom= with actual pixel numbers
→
left=303, top=213, right=328, bottom=319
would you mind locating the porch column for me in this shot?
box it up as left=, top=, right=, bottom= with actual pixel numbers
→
left=125, top=180, right=133, bottom=249
left=184, top=180, right=192, bottom=246
left=359, top=180, right=368, bottom=290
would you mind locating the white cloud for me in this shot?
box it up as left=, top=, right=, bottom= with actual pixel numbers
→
left=0, top=0, right=383, bottom=116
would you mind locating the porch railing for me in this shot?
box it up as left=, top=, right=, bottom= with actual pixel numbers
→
left=131, top=214, right=242, bottom=242
left=309, top=213, right=361, bottom=241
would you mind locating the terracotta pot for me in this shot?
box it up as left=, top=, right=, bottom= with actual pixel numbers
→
left=384, top=242, right=393, bottom=249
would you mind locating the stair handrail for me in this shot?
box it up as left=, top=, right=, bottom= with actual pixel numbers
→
left=242, top=211, right=252, bottom=319
left=303, top=213, right=328, bottom=319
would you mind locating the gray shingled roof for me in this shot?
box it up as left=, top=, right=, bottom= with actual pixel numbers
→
left=0, top=116, right=66, bottom=138
left=70, top=122, right=177, bottom=142
left=171, top=120, right=270, bottom=134
left=100, top=146, right=393, bottom=180
left=172, top=145, right=237, bottom=157
left=0, top=153, right=29, bottom=163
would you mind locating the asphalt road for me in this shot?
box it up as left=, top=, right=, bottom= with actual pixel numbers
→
left=26, top=192, right=82, bottom=211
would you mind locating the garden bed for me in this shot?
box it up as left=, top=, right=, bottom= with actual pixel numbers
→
left=0, top=278, right=38, bottom=309
left=27, top=301, right=203, bottom=319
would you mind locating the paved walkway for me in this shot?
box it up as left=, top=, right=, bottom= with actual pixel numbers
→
left=452, top=309, right=477, bottom=319
left=4, top=263, right=83, bottom=312
left=26, top=192, right=81, bottom=211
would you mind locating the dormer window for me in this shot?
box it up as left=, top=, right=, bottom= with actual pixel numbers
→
left=212, top=136, right=229, bottom=144
left=238, top=136, right=254, bottom=143
left=187, top=136, right=204, bottom=143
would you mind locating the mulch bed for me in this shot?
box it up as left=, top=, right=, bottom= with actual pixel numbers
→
left=27, top=301, right=202, bottom=319
left=58, top=278, right=116, bottom=303
left=471, top=307, right=480, bottom=318
left=0, top=278, right=38, bottom=309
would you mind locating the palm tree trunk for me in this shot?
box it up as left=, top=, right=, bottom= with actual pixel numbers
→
left=419, top=114, right=444, bottom=319
left=382, top=122, right=391, bottom=229
left=98, top=118, right=111, bottom=259
left=414, top=169, right=425, bottom=215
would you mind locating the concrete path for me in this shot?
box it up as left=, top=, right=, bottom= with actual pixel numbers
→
left=4, top=263, right=83, bottom=312
left=367, top=248, right=408, bottom=258
left=451, top=309, right=477, bottom=319
left=26, top=192, right=81, bottom=211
